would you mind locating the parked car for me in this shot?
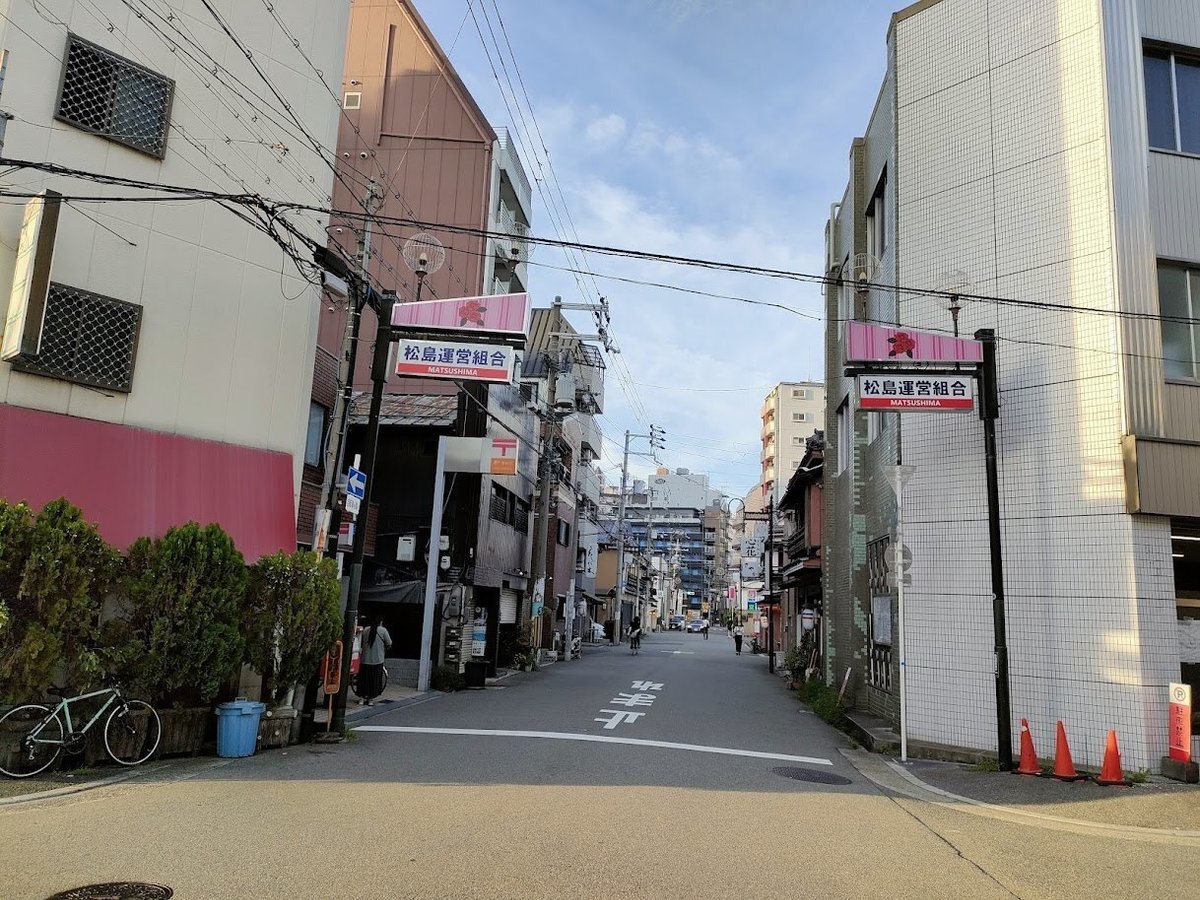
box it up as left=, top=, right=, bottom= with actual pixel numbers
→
left=668, top=615, right=686, bottom=631
left=686, top=618, right=707, bottom=633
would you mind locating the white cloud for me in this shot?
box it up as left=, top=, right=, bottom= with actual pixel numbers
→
left=585, top=113, right=627, bottom=146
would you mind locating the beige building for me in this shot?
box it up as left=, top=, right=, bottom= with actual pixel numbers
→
left=760, top=381, right=825, bottom=506
left=0, top=1, right=349, bottom=560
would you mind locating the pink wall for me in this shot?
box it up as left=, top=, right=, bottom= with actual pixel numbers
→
left=0, top=405, right=295, bottom=561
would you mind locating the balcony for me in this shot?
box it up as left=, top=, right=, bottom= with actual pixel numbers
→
left=494, top=204, right=532, bottom=263
left=495, top=128, right=532, bottom=215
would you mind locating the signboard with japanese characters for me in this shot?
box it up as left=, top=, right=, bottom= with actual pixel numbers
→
left=1169, top=682, right=1192, bottom=763
left=396, top=338, right=515, bottom=384
left=487, top=437, right=518, bottom=475
left=858, top=374, right=976, bottom=412
left=391, top=292, right=530, bottom=343
left=846, top=321, right=983, bottom=364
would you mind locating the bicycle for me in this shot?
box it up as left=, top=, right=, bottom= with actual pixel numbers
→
left=0, top=686, right=162, bottom=778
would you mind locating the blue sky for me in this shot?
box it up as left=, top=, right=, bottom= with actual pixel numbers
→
left=415, top=0, right=901, bottom=497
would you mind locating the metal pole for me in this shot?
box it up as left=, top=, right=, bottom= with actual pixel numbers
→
left=418, top=437, right=448, bottom=692
left=976, top=328, right=1013, bottom=771
left=527, top=298, right=561, bottom=646
left=331, top=288, right=397, bottom=733
left=613, top=429, right=630, bottom=644
left=766, top=497, right=775, bottom=674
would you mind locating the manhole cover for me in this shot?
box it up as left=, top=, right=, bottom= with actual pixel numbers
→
left=772, top=766, right=852, bottom=785
left=46, top=884, right=173, bottom=900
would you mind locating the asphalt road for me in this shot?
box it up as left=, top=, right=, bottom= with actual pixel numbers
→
left=3, top=630, right=1196, bottom=899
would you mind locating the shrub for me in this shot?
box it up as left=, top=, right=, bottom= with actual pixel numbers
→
left=0, top=499, right=120, bottom=702
left=244, top=551, right=341, bottom=706
left=119, top=522, right=247, bottom=707
left=431, top=664, right=466, bottom=692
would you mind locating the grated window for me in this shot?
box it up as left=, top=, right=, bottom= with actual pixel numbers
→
left=13, top=283, right=142, bottom=392
left=56, top=34, right=173, bottom=157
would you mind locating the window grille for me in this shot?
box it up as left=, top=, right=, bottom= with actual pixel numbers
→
left=13, top=283, right=141, bottom=392
left=867, top=536, right=893, bottom=691
left=489, top=485, right=510, bottom=523
left=56, top=34, right=173, bottom=157
left=513, top=500, right=530, bottom=534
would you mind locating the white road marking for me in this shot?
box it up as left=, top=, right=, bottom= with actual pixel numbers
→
left=658, top=650, right=695, bottom=655
left=354, top=725, right=834, bottom=766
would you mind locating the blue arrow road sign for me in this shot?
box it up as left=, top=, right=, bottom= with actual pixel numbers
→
left=347, top=467, right=366, bottom=499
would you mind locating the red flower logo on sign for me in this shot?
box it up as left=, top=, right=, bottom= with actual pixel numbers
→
left=458, top=299, right=487, bottom=327
left=887, top=332, right=916, bottom=358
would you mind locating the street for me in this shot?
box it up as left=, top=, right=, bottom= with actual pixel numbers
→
left=4, top=631, right=1197, bottom=900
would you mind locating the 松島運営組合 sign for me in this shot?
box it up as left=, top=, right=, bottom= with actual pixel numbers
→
left=396, top=338, right=515, bottom=384
left=858, top=374, right=976, bottom=412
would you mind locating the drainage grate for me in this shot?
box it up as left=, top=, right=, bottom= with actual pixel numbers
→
left=46, top=884, right=173, bottom=900
left=772, top=766, right=852, bottom=786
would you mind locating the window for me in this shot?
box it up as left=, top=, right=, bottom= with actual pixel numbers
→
left=489, top=484, right=529, bottom=533
left=792, top=388, right=809, bottom=400
left=792, top=436, right=804, bottom=446
left=56, top=35, right=173, bottom=157
left=1149, top=49, right=1200, bottom=153
left=835, top=401, right=850, bottom=474
left=13, top=283, right=141, bottom=392
left=304, top=403, right=327, bottom=467
left=1145, top=47, right=1200, bottom=154
left=792, top=412, right=809, bottom=423
left=792, top=460, right=802, bottom=470
left=1158, top=262, right=1200, bottom=380
left=557, top=519, right=572, bottom=546
left=866, top=169, right=887, bottom=258
left=342, top=92, right=362, bottom=110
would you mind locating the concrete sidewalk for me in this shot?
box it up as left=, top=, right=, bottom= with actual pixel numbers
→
left=846, top=749, right=1200, bottom=841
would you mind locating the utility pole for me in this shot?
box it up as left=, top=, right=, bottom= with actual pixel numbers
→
left=766, top=496, right=775, bottom=675
left=976, top=328, right=1013, bottom=771
left=613, top=425, right=664, bottom=642
left=526, top=298, right=563, bottom=650
left=314, top=179, right=382, bottom=556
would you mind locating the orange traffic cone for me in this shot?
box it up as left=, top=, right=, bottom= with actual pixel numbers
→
left=1095, top=730, right=1132, bottom=786
left=1051, top=720, right=1088, bottom=781
left=1016, top=718, right=1041, bottom=776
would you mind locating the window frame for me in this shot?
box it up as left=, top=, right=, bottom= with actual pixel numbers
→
left=55, top=34, right=174, bottom=159
left=304, top=402, right=328, bottom=468
left=1144, top=43, right=1200, bottom=157
left=1158, top=260, right=1200, bottom=382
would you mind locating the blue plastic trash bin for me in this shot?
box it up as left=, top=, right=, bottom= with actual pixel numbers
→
left=215, top=700, right=266, bottom=758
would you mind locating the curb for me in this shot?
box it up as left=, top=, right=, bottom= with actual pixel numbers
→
left=842, top=748, right=1200, bottom=847
left=0, top=757, right=235, bottom=808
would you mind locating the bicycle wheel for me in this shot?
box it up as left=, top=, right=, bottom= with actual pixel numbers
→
left=104, top=700, right=161, bottom=766
left=0, top=704, right=63, bottom=778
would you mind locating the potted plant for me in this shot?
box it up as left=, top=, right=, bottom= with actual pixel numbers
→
left=243, top=551, right=340, bottom=747
left=115, top=523, right=248, bottom=756
left=0, top=499, right=119, bottom=705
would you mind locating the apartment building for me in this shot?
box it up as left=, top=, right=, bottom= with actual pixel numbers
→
left=824, top=0, right=1200, bottom=770
left=760, top=381, right=825, bottom=506
left=0, top=1, right=348, bottom=560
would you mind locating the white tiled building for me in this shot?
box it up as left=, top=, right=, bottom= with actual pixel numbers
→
left=825, top=0, right=1200, bottom=770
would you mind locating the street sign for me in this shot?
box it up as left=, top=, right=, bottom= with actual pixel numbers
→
left=1170, top=682, right=1192, bottom=762
left=391, top=291, right=530, bottom=342
left=345, top=466, right=366, bottom=516
left=858, top=374, right=975, bottom=412
left=488, top=437, right=518, bottom=475
left=395, top=337, right=516, bottom=384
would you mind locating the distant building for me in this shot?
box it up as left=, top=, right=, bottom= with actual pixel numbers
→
left=760, top=381, right=825, bottom=506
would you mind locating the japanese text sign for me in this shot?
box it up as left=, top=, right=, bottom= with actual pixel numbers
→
left=847, top=321, right=983, bottom=364
left=488, top=437, right=518, bottom=475
left=858, top=374, right=975, bottom=412
left=396, top=338, right=515, bottom=384
left=1169, top=682, right=1192, bottom=762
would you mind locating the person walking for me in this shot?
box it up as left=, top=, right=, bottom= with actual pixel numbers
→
left=733, top=623, right=744, bottom=655
left=702, top=619, right=709, bottom=640
left=357, top=615, right=391, bottom=705
left=629, top=616, right=642, bottom=654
